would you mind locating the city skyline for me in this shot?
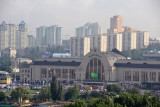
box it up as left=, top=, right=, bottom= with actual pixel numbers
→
left=0, top=0, right=160, bottom=39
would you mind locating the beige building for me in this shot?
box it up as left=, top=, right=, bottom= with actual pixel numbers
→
left=107, top=15, right=124, bottom=33
left=20, top=49, right=160, bottom=85
left=115, top=60, right=160, bottom=84
left=107, top=33, right=122, bottom=51
left=122, top=32, right=136, bottom=51
left=70, top=37, right=90, bottom=57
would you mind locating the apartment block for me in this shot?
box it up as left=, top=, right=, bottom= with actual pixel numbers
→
left=136, top=31, right=149, bottom=49
left=122, top=32, right=136, bottom=51
left=70, top=37, right=90, bottom=57
left=107, top=33, right=122, bottom=51
left=76, top=22, right=101, bottom=37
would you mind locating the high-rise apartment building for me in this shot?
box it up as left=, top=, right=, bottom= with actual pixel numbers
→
left=36, top=25, right=62, bottom=47
left=107, top=33, right=122, bottom=51
left=8, top=24, right=17, bottom=49
left=107, top=16, right=124, bottom=33
left=36, top=26, right=46, bottom=47
left=76, top=22, right=101, bottom=37
left=0, top=21, right=18, bottom=50
left=70, top=37, right=90, bottom=57
left=16, top=21, right=28, bottom=49
left=0, top=21, right=9, bottom=50
left=70, top=35, right=107, bottom=57
left=136, top=31, right=149, bottom=49
left=122, top=32, right=136, bottom=51
left=90, top=35, right=107, bottom=52
left=28, top=35, right=36, bottom=48
left=45, top=25, right=62, bottom=46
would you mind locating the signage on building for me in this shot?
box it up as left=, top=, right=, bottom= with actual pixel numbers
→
left=91, top=73, right=98, bottom=79
left=88, top=54, right=102, bottom=58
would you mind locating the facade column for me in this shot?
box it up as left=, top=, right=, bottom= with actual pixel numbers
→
left=139, top=71, right=141, bottom=84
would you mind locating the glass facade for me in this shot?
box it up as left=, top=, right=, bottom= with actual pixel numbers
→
left=86, top=58, right=105, bottom=80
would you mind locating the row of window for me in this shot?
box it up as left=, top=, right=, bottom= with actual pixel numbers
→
left=41, top=68, right=75, bottom=79
left=125, top=71, right=159, bottom=82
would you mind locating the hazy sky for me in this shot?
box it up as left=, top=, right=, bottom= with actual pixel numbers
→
left=0, top=0, right=160, bottom=39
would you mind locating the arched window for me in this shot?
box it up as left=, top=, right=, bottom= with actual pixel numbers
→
left=86, top=58, right=105, bottom=80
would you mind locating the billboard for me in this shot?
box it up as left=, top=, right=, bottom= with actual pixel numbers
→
left=91, top=73, right=98, bottom=79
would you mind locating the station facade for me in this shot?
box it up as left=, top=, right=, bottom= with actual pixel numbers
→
left=19, top=49, right=160, bottom=85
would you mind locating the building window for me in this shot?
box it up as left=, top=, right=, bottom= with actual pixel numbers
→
left=86, top=58, right=105, bottom=80
left=62, top=69, right=68, bottom=79
left=141, top=71, right=148, bottom=82
left=69, top=69, right=75, bottom=79
left=125, top=71, right=131, bottom=81
left=133, top=71, right=139, bottom=81
left=56, top=69, right=61, bottom=78
left=41, top=68, right=47, bottom=78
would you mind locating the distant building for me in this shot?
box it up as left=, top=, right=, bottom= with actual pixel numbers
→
left=36, top=26, right=46, bottom=47
left=70, top=35, right=107, bottom=57
left=0, top=21, right=9, bottom=50
left=28, top=35, right=36, bottom=48
left=136, top=31, right=149, bottom=49
left=0, top=71, right=11, bottom=85
left=36, top=25, right=62, bottom=47
left=122, top=32, right=136, bottom=51
left=90, top=35, right=107, bottom=52
left=107, top=15, right=149, bottom=50
left=62, top=39, right=70, bottom=50
left=70, top=37, right=90, bottom=57
left=20, top=49, right=160, bottom=85
left=107, top=15, right=124, bottom=33
left=76, top=22, right=101, bottom=37
left=0, top=48, right=17, bottom=58
left=41, top=53, right=71, bottom=58
left=16, top=21, right=28, bottom=49
left=107, top=33, right=122, bottom=51
left=0, top=21, right=29, bottom=50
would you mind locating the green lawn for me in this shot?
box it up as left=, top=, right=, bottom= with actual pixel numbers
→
left=5, top=89, right=40, bottom=95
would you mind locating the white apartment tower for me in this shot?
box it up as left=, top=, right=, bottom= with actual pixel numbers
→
left=107, top=33, right=122, bottom=51
left=16, top=21, right=28, bottom=49
left=136, top=31, right=149, bottom=49
left=45, top=25, right=62, bottom=46
left=36, top=25, right=62, bottom=47
left=0, top=21, right=9, bottom=50
left=36, top=26, right=46, bottom=47
left=122, top=32, right=136, bottom=51
left=90, top=36, right=107, bottom=52
left=76, top=22, right=101, bottom=37
left=70, top=37, right=90, bottom=57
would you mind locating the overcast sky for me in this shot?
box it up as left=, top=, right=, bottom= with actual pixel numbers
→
left=0, top=0, right=160, bottom=39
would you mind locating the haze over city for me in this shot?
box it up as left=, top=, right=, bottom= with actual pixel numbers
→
left=0, top=0, right=160, bottom=38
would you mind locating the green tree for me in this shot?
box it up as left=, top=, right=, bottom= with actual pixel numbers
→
left=0, top=92, right=6, bottom=101
left=50, top=75, right=63, bottom=101
left=107, top=84, right=122, bottom=94
left=104, top=96, right=114, bottom=107
left=126, top=87, right=140, bottom=94
left=79, top=92, right=91, bottom=100
left=65, top=86, right=79, bottom=101
left=88, top=98, right=105, bottom=107
left=64, top=99, right=87, bottom=107
left=10, top=87, right=29, bottom=104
